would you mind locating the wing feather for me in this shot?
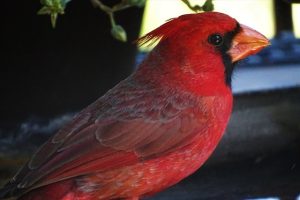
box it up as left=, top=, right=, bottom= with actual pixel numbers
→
left=3, top=77, right=207, bottom=198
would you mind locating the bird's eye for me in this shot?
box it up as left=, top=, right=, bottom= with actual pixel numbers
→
left=208, top=34, right=223, bottom=46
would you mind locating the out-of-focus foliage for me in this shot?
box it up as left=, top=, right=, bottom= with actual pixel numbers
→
left=111, top=25, right=127, bottom=42
left=91, top=0, right=146, bottom=41
left=37, top=0, right=213, bottom=42
left=181, top=0, right=214, bottom=12
left=38, top=0, right=71, bottom=28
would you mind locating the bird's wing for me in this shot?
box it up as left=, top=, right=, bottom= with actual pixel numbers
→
left=2, top=77, right=209, bottom=197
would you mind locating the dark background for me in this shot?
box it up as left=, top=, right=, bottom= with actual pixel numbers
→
left=0, top=0, right=297, bottom=125
left=0, top=0, right=143, bottom=127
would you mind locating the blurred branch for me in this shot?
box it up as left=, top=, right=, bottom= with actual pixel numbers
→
left=37, top=0, right=145, bottom=42
left=181, top=0, right=214, bottom=12
left=90, top=0, right=135, bottom=42
left=37, top=0, right=213, bottom=42
left=90, top=0, right=146, bottom=42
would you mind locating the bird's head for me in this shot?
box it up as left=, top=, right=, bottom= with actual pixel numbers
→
left=137, top=12, right=269, bottom=94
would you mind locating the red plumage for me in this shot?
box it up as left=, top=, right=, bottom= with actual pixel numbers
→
left=0, top=12, right=269, bottom=200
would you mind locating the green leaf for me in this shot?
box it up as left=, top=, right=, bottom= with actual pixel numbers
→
left=40, top=0, right=53, bottom=7
left=38, top=0, right=71, bottom=28
left=51, top=13, right=58, bottom=28
left=202, top=0, right=214, bottom=12
left=111, top=25, right=127, bottom=42
left=37, top=6, right=51, bottom=15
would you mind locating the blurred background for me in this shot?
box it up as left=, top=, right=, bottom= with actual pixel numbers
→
left=0, top=0, right=300, bottom=199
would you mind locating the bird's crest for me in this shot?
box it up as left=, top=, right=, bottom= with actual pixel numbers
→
left=136, top=16, right=190, bottom=47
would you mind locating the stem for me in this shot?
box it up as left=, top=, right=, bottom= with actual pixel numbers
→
left=181, top=0, right=206, bottom=12
left=91, top=0, right=134, bottom=14
left=91, top=0, right=135, bottom=28
left=109, top=12, right=116, bottom=27
left=112, top=0, right=132, bottom=12
left=181, top=0, right=196, bottom=10
left=91, top=0, right=112, bottom=13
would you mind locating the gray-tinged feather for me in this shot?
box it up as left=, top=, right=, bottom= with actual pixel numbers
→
left=0, top=76, right=201, bottom=198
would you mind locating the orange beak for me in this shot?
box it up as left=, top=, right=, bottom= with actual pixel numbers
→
left=228, top=24, right=270, bottom=62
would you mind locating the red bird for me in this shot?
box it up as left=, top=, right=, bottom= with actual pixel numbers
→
left=0, top=12, right=269, bottom=200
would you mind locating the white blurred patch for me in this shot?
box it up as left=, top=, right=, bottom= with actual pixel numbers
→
left=245, top=198, right=280, bottom=200
left=232, top=64, right=300, bottom=94
left=19, top=113, right=75, bottom=136
left=0, top=112, right=76, bottom=147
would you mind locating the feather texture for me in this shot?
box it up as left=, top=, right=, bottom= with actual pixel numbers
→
left=3, top=75, right=224, bottom=198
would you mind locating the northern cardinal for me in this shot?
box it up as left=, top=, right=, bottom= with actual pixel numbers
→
left=0, top=12, right=269, bottom=200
